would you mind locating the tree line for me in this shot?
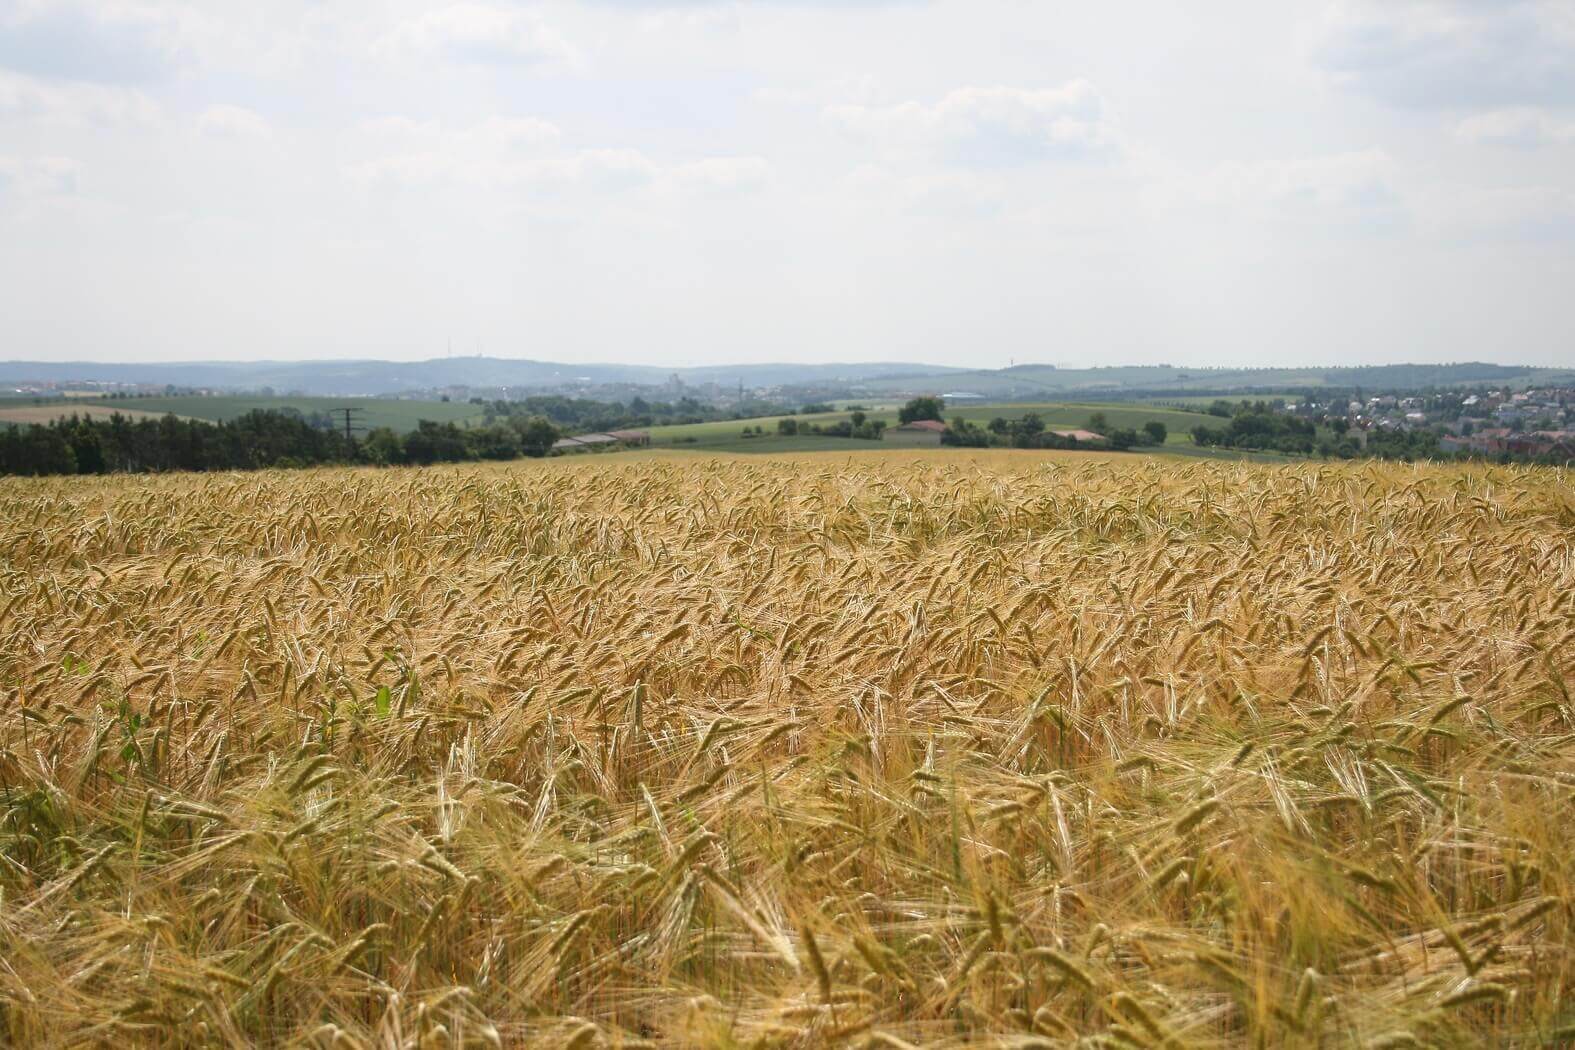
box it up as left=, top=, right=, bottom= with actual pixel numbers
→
left=0, top=410, right=565, bottom=477
left=774, top=409, right=887, bottom=439
left=475, top=394, right=806, bottom=432
left=1187, top=402, right=1446, bottom=459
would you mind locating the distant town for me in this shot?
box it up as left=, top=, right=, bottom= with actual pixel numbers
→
left=1274, top=386, right=1575, bottom=461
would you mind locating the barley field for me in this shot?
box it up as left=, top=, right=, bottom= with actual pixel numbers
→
left=0, top=404, right=186, bottom=426
left=1, top=450, right=1573, bottom=1048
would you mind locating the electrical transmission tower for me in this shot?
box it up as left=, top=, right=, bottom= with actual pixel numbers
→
left=332, top=407, right=366, bottom=444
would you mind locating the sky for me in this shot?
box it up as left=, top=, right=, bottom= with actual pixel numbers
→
left=1, top=0, right=1573, bottom=369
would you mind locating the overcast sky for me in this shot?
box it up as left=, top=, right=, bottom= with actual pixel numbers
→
left=2, top=0, right=1573, bottom=368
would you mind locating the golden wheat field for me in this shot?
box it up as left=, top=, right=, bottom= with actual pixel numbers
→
left=1, top=449, right=1573, bottom=1048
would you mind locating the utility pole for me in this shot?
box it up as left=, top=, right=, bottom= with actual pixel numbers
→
left=333, top=407, right=366, bottom=445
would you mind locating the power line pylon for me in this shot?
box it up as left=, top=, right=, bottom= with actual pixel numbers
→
left=333, top=407, right=366, bottom=444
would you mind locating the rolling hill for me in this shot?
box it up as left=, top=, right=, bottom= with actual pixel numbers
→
left=3, top=357, right=1570, bottom=399
left=0, top=357, right=965, bottom=396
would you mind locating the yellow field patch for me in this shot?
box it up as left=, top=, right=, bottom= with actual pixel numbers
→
left=0, top=403, right=182, bottom=424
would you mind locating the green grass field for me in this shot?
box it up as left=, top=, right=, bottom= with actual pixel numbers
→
left=942, top=401, right=1209, bottom=441
left=67, top=395, right=486, bottom=431
left=672, top=434, right=876, bottom=454
left=648, top=400, right=1215, bottom=452
left=6, top=393, right=1248, bottom=462
left=651, top=411, right=844, bottom=444
left=1138, top=394, right=1303, bottom=409
left=666, top=436, right=1290, bottom=461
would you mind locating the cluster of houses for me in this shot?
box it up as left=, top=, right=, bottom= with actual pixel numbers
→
left=1283, top=386, right=1575, bottom=458
left=1466, top=389, right=1574, bottom=424
left=1438, top=388, right=1575, bottom=458
left=1439, top=428, right=1575, bottom=458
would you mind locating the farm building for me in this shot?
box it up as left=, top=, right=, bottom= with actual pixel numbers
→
left=552, top=433, right=619, bottom=452
left=552, top=430, right=652, bottom=453
left=607, top=429, right=651, bottom=447
left=884, top=419, right=947, bottom=446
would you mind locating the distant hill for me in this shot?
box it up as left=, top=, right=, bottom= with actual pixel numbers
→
left=0, top=357, right=1567, bottom=399
left=0, top=357, right=965, bottom=396
left=858, top=362, right=1575, bottom=398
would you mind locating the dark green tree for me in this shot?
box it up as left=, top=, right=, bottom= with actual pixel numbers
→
left=363, top=427, right=405, bottom=465
left=940, top=419, right=989, bottom=447
left=1107, top=428, right=1140, bottom=450
left=514, top=416, right=561, bottom=458
left=403, top=421, right=471, bottom=464
left=898, top=397, right=945, bottom=424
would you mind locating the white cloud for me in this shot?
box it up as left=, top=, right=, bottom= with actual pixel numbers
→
left=755, top=74, right=884, bottom=109
left=1421, top=183, right=1575, bottom=241
left=844, top=163, right=1002, bottom=219
left=197, top=103, right=269, bottom=139
left=345, top=116, right=572, bottom=187
left=1199, top=149, right=1406, bottom=230
left=1313, top=0, right=1575, bottom=110
left=829, top=81, right=1121, bottom=166
left=626, top=6, right=743, bottom=33
left=581, top=0, right=922, bottom=7
left=0, top=68, right=159, bottom=125
left=533, top=148, right=659, bottom=191
left=0, top=154, right=82, bottom=198
left=346, top=117, right=648, bottom=191
left=361, top=114, right=562, bottom=150
left=1208, top=153, right=1575, bottom=243
left=0, top=1, right=189, bottom=83
left=345, top=116, right=767, bottom=198
left=2, top=2, right=1574, bottom=368
left=377, top=5, right=580, bottom=71
left=670, top=155, right=771, bottom=193
left=1455, top=107, right=1575, bottom=148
